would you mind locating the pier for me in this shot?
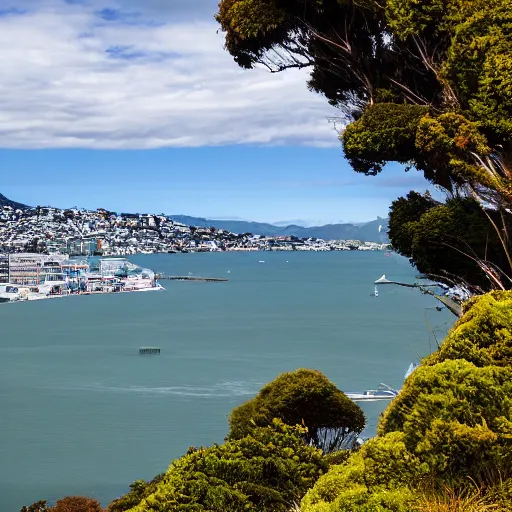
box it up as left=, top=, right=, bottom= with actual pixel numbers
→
left=156, top=275, right=228, bottom=282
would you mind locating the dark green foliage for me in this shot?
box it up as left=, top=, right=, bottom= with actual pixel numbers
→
left=342, top=103, right=428, bottom=175
left=216, top=0, right=440, bottom=117
left=20, top=502, right=48, bottom=512
left=217, top=0, right=512, bottom=290
left=228, top=369, right=365, bottom=453
left=388, top=194, right=512, bottom=290
left=108, top=474, right=165, bottom=512
left=114, top=420, right=327, bottom=512
left=387, top=191, right=439, bottom=259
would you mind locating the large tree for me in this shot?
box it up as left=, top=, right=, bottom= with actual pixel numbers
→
left=216, top=0, right=512, bottom=291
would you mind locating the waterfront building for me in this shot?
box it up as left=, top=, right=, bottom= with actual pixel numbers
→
left=7, top=253, right=69, bottom=286
left=0, top=254, right=8, bottom=283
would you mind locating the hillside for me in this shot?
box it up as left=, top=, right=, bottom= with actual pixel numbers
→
left=0, top=192, right=388, bottom=243
left=170, top=215, right=389, bottom=242
left=0, top=193, right=29, bottom=210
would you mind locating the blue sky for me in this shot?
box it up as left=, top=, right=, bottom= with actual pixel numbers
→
left=0, top=0, right=438, bottom=224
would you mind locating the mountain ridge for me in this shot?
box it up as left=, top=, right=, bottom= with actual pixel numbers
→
left=169, top=215, right=389, bottom=242
left=0, top=194, right=30, bottom=210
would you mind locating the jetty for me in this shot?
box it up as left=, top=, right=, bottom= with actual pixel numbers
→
left=139, top=347, right=161, bottom=355
left=156, top=275, right=228, bottom=282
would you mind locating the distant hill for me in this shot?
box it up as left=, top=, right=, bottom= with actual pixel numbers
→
left=170, top=215, right=389, bottom=242
left=0, top=193, right=29, bottom=210
left=0, top=192, right=388, bottom=242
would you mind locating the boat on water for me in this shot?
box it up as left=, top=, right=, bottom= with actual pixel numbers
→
left=345, top=383, right=399, bottom=402
left=345, top=364, right=420, bottom=402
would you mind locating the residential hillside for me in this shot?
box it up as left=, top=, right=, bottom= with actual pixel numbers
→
left=0, top=193, right=389, bottom=243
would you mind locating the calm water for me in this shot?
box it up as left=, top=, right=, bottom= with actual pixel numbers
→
left=0, top=252, right=453, bottom=511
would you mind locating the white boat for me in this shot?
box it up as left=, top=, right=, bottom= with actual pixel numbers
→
left=0, top=284, right=23, bottom=303
left=345, top=383, right=399, bottom=402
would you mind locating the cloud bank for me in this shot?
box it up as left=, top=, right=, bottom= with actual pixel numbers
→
left=0, top=0, right=340, bottom=149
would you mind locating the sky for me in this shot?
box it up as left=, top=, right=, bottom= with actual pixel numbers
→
left=0, top=0, right=439, bottom=224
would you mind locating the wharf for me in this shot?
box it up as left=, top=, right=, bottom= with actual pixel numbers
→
left=157, top=275, right=228, bottom=282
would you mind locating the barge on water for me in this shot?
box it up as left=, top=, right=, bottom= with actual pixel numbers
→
left=139, top=347, right=161, bottom=355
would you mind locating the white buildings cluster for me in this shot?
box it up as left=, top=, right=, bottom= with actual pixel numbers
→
left=0, top=204, right=390, bottom=256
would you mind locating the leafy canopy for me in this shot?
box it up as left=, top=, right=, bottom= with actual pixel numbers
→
left=228, top=369, right=365, bottom=453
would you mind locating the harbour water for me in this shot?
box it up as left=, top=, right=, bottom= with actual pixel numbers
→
left=0, top=252, right=454, bottom=511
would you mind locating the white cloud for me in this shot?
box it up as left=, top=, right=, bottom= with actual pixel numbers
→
left=0, top=0, right=341, bottom=149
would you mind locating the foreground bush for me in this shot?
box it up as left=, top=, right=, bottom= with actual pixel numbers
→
left=228, top=369, right=365, bottom=453
left=300, top=433, right=422, bottom=512
left=378, top=360, right=512, bottom=484
left=117, top=420, right=327, bottom=512
left=108, top=474, right=165, bottom=512
left=425, top=291, right=512, bottom=368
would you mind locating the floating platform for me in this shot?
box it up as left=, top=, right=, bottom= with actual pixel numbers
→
left=139, top=347, right=161, bottom=355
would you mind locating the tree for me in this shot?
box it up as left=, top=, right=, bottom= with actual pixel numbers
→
left=216, top=0, right=512, bottom=289
left=50, top=497, right=103, bottom=512
left=388, top=194, right=512, bottom=291
left=228, top=369, right=365, bottom=453
left=109, top=421, right=327, bottom=512
left=20, top=502, right=48, bottom=512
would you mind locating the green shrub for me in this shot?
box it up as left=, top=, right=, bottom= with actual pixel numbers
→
left=378, top=360, right=512, bottom=484
left=117, top=420, right=327, bottom=512
left=301, top=434, right=423, bottom=511
left=108, top=474, right=165, bottom=512
left=228, top=369, right=365, bottom=453
left=425, top=291, right=512, bottom=367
